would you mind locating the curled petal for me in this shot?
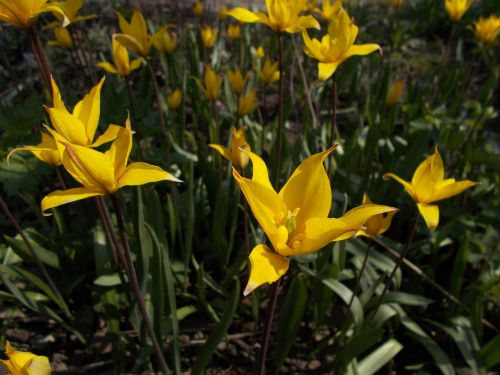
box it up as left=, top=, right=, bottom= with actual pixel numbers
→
left=417, top=203, right=439, bottom=230
left=209, top=144, right=233, bottom=163
left=383, top=172, right=417, bottom=201
left=41, top=187, right=104, bottom=216
left=114, top=34, right=146, bottom=57
left=343, top=43, right=382, bottom=60
left=284, top=15, right=320, bottom=33
left=97, top=61, right=118, bottom=74
left=90, top=124, right=122, bottom=148
left=244, top=244, right=289, bottom=296
left=116, top=162, right=181, bottom=190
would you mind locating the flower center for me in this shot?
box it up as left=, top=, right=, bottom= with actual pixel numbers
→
left=285, top=208, right=300, bottom=236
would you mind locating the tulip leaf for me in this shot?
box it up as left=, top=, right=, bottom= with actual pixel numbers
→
left=4, top=235, right=60, bottom=269
left=481, top=334, right=500, bottom=369
left=356, top=339, right=403, bottom=375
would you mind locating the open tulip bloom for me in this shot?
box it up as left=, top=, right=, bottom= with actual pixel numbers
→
left=227, top=0, right=320, bottom=33
left=0, top=0, right=68, bottom=28
left=384, top=148, right=477, bottom=230
left=115, top=9, right=151, bottom=58
left=41, top=117, right=180, bottom=215
left=233, top=146, right=397, bottom=295
left=1, top=341, right=51, bottom=375
left=97, top=38, right=143, bottom=77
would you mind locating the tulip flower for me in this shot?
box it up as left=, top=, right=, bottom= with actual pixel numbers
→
left=303, top=0, right=318, bottom=12
left=470, top=15, right=500, bottom=44
left=357, top=195, right=397, bottom=237
left=97, top=38, right=143, bottom=77
left=259, top=57, right=280, bottom=85
left=303, top=8, right=381, bottom=81
left=227, top=0, right=320, bottom=33
left=193, top=1, right=204, bottom=17
left=237, top=90, right=258, bottom=117
left=392, top=0, right=402, bottom=7
left=201, top=26, right=218, bottom=49
left=227, top=24, right=241, bottom=41
left=384, top=148, right=477, bottom=230
left=8, top=132, right=61, bottom=166
left=167, top=89, right=182, bottom=110
left=48, top=26, right=72, bottom=49
left=194, top=65, right=222, bottom=102
left=227, top=67, right=248, bottom=96
left=314, top=0, right=343, bottom=22
left=115, top=9, right=151, bottom=58
left=445, top=0, right=472, bottom=22
left=209, top=127, right=251, bottom=169
left=41, top=118, right=180, bottom=215
left=49, top=0, right=96, bottom=26
left=0, top=0, right=68, bottom=28
left=386, top=80, right=405, bottom=106
left=234, top=146, right=397, bottom=295
left=44, top=77, right=121, bottom=148
left=152, top=25, right=178, bottom=54
left=219, top=5, right=228, bottom=20
left=1, top=341, right=51, bottom=375
left=255, top=46, right=265, bottom=58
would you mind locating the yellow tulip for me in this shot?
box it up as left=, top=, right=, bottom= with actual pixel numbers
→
left=227, top=24, right=241, bottom=41
left=237, top=89, right=258, bottom=117
left=303, top=8, right=381, bottom=81
left=384, top=148, right=477, bottom=230
left=357, top=195, right=397, bottom=237
left=97, top=38, right=143, bottom=77
left=44, top=77, right=121, bottom=148
left=8, top=131, right=61, bottom=166
left=227, top=67, right=248, bottom=96
left=41, top=118, right=180, bottom=215
left=47, top=26, right=72, bottom=49
left=314, top=0, right=342, bottom=22
left=219, top=5, right=228, bottom=20
left=193, top=1, right=204, bottom=17
left=385, top=80, right=405, bottom=106
left=234, top=146, right=397, bottom=295
left=209, top=127, right=251, bottom=169
left=194, top=65, right=222, bottom=102
left=227, top=0, right=320, bottom=33
left=259, top=57, right=280, bottom=85
left=256, top=46, right=265, bottom=58
left=445, top=0, right=473, bottom=22
left=392, top=0, right=402, bottom=7
left=0, top=0, right=68, bottom=28
left=53, top=0, right=96, bottom=25
left=303, top=0, right=318, bottom=12
left=167, top=89, right=182, bottom=110
left=470, top=15, right=500, bottom=44
left=152, top=25, right=178, bottom=54
left=115, top=9, right=151, bottom=58
left=1, top=341, right=51, bottom=375
left=201, top=26, right=218, bottom=49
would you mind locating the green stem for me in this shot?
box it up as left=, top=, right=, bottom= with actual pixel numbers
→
left=346, top=239, right=372, bottom=312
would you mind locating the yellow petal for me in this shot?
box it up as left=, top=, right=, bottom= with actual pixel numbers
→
left=302, top=32, right=324, bottom=60
left=411, top=148, right=444, bottom=202
left=383, top=172, right=417, bottom=201
left=284, top=15, right=320, bottom=33
left=50, top=77, right=67, bottom=110
left=318, top=62, right=339, bottom=81
left=41, top=187, right=104, bottom=216
left=279, top=146, right=336, bottom=230
left=73, top=77, right=105, bottom=141
left=46, top=107, right=89, bottom=145
left=114, top=34, right=146, bottom=57
left=97, top=61, right=118, bottom=74
left=430, top=179, right=478, bottom=203
left=36, top=4, right=70, bottom=27
left=417, top=203, right=439, bottom=230
left=343, top=43, right=382, bottom=60
left=227, top=8, right=262, bottom=23
left=105, top=122, right=131, bottom=179
left=244, top=244, right=289, bottom=296
left=208, top=144, right=233, bottom=163
left=24, top=356, right=52, bottom=375
left=129, top=58, right=143, bottom=72
left=116, top=162, right=181, bottom=189
left=244, top=150, right=274, bottom=190
left=91, top=124, right=122, bottom=147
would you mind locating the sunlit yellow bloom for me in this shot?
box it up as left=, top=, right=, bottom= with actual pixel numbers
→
left=193, top=1, right=203, bottom=17
left=384, top=148, right=477, bottom=230
left=314, top=0, right=342, bottom=22
left=357, top=195, right=397, bottom=237
left=0, top=0, right=68, bottom=28
left=227, top=0, right=320, bottom=33
left=219, top=4, right=228, bottom=20
left=41, top=118, right=180, bottom=215
left=385, top=80, right=405, bottom=106
left=194, top=65, right=222, bottom=102
left=237, top=89, right=258, bottom=117
left=256, top=46, right=265, bottom=58
left=97, top=38, right=143, bottom=77
left=209, top=127, right=250, bottom=168
left=152, top=25, right=178, bottom=54
left=47, top=26, right=72, bottom=49
left=8, top=131, right=61, bottom=166
left=167, top=89, right=182, bottom=110
left=44, top=77, right=121, bottom=148
left=445, top=0, right=472, bottom=22
left=227, top=24, right=241, bottom=41
left=303, top=0, right=318, bottom=12
left=1, top=340, right=51, bottom=375
left=234, top=147, right=397, bottom=295
left=201, top=26, right=218, bottom=48
left=392, top=0, right=402, bottom=7
left=303, top=8, right=381, bottom=81
left=470, top=15, right=500, bottom=44
left=227, top=67, right=248, bottom=96
left=53, top=0, right=96, bottom=25
left=259, top=57, right=280, bottom=85
left=115, top=9, right=151, bottom=58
